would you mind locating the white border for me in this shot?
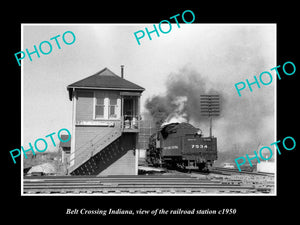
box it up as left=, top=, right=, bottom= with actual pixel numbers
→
left=21, top=23, right=277, bottom=197
left=21, top=24, right=24, bottom=194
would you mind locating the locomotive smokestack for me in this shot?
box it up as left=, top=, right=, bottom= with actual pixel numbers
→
left=121, top=65, right=124, bottom=78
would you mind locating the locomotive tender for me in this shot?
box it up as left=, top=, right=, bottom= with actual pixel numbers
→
left=147, top=122, right=217, bottom=171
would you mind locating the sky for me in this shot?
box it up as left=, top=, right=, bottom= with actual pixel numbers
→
left=22, top=24, right=276, bottom=152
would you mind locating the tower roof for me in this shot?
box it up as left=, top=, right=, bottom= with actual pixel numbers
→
left=67, top=67, right=145, bottom=100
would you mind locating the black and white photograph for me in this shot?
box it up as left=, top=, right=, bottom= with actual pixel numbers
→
left=21, top=23, right=276, bottom=195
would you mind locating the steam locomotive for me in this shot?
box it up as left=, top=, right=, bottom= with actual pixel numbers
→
left=147, top=122, right=217, bottom=171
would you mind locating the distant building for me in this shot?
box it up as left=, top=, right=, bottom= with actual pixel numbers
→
left=59, top=134, right=71, bottom=166
left=67, top=67, right=144, bottom=175
left=23, top=151, right=61, bottom=174
left=137, top=119, right=157, bottom=165
left=138, top=119, right=157, bottom=150
left=257, top=161, right=275, bottom=173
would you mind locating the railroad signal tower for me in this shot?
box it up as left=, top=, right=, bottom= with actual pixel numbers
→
left=200, top=95, right=220, bottom=137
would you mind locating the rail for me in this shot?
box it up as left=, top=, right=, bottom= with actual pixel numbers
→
left=211, top=167, right=275, bottom=177
left=23, top=175, right=273, bottom=194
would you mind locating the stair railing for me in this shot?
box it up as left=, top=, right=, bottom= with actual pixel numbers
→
left=68, top=129, right=122, bottom=172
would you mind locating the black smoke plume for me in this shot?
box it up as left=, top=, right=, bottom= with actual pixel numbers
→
left=144, top=67, right=274, bottom=155
left=145, top=67, right=220, bottom=128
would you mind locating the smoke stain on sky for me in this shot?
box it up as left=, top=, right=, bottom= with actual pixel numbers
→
left=145, top=25, right=275, bottom=155
left=145, top=36, right=275, bottom=154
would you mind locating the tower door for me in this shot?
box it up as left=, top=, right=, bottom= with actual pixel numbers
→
left=124, top=98, right=134, bottom=117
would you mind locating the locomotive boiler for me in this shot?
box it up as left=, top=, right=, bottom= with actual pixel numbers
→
left=147, top=122, right=217, bottom=171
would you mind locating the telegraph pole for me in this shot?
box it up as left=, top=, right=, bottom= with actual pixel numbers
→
left=200, top=95, right=220, bottom=137
left=209, top=116, right=212, bottom=137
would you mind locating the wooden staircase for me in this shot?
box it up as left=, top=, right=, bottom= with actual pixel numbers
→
left=68, top=129, right=122, bottom=175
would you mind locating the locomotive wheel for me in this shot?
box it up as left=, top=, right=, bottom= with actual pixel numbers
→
left=197, top=163, right=208, bottom=172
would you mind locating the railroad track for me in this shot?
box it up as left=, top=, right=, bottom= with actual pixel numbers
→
left=23, top=175, right=272, bottom=194
left=211, top=167, right=275, bottom=177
